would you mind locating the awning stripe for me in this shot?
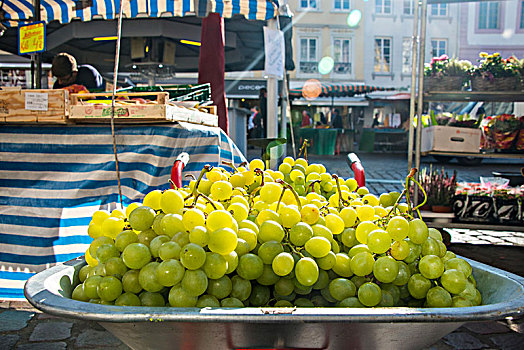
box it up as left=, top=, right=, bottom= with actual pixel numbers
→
left=289, top=83, right=395, bottom=99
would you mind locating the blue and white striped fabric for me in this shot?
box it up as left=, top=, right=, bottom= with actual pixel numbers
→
left=1, top=0, right=276, bottom=27
left=0, top=122, right=246, bottom=300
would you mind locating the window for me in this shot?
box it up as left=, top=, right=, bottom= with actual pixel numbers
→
left=374, top=37, right=391, bottom=73
left=430, top=3, right=447, bottom=16
left=478, top=1, right=500, bottom=30
left=334, top=0, right=350, bottom=11
left=332, top=38, right=352, bottom=75
left=402, top=37, right=412, bottom=74
left=375, top=0, right=392, bottom=15
left=300, top=0, right=318, bottom=10
left=431, top=39, right=447, bottom=58
left=519, top=1, right=524, bottom=29
left=403, top=0, right=415, bottom=15
left=299, top=38, right=318, bottom=74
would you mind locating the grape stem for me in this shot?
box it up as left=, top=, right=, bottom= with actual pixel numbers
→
left=404, top=168, right=418, bottom=217
left=222, top=161, right=238, bottom=173
left=194, top=192, right=218, bottom=210
left=410, top=178, right=428, bottom=220
left=283, top=242, right=304, bottom=258
left=247, top=169, right=265, bottom=210
left=332, top=174, right=350, bottom=210
left=184, top=174, right=196, bottom=181
left=276, top=179, right=302, bottom=212
left=306, top=179, right=321, bottom=194
left=185, top=165, right=212, bottom=201
left=298, top=139, right=309, bottom=161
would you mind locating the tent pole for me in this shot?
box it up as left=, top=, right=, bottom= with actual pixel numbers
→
left=407, top=0, right=419, bottom=172
left=266, top=18, right=279, bottom=169
left=34, top=0, right=41, bottom=88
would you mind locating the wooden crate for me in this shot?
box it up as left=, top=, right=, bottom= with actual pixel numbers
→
left=69, top=92, right=218, bottom=127
left=0, top=89, right=69, bottom=123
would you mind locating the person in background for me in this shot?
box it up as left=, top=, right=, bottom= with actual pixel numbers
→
left=248, top=106, right=259, bottom=139
left=331, top=108, right=343, bottom=129
left=372, top=113, right=380, bottom=128
left=259, top=88, right=267, bottom=138
left=51, top=52, right=104, bottom=90
left=301, top=110, right=312, bottom=127
left=319, top=112, right=327, bottom=125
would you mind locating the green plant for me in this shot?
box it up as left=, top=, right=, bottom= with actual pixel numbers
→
left=472, top=52, right=519, bottom=80
left=424, top=55, right=472, bottom=78
left=414, top=166, right=457, bottom=207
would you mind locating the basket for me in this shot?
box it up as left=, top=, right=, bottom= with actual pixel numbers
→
left=470, top=76, right=519, bottom=92
left=423, top=76, right=465, bottom=92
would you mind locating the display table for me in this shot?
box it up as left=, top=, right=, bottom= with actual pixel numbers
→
left=298, top=128, right=338, bottom=155
left=359, top=128, right=407, bottom=152
left=0, top=122, right=246, bottom=299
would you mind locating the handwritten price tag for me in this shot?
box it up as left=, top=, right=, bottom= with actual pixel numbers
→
left=25, top=92, right=49, bottom=111
left=19, top=22, right=46, bottom=55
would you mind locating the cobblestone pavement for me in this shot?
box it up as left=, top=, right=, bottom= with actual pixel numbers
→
left=1, top=151, right=522, bottom=349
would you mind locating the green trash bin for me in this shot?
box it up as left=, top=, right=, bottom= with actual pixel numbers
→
left=317, top=129, right=338, bottom=155
left=359, top=128, right=376, bottom=152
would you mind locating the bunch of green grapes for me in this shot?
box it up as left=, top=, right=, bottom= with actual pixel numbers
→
left=72, top=156, right=481, bottom=309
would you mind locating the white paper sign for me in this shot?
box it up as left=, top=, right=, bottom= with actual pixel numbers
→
left=25, top=92, right=48, bottom=111
left=264, top=27, right=285, bottom=79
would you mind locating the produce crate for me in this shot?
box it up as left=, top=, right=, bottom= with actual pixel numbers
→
left=69, top=92, right=218, bottom=127
left=124, top=83, right=212, bottom=103
left=0, top=88, right=69, bottom=123
left=422, top=126, right=481, bottom=153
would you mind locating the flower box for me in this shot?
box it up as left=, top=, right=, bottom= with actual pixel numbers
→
left=452, top=194, right=497, bottom=224
left=471, top=76, right=519, bottom=92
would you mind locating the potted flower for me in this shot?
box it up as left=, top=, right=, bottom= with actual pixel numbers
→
left=480, top=114, right=522, bottom=150
left=412, top=166, right=457, bottom=212
left=424, top=55, right=472, bottom=91
left=470, top=52, right=520, bottom=91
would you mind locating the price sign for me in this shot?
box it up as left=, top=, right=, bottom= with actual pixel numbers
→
left=18, top=21, right=46, bottom=55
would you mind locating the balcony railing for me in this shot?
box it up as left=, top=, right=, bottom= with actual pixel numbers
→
left=299, top=61, right=318, bottom=74
left=333, top=62, right=351, bottom=75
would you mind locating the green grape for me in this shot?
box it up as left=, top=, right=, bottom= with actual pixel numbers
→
left=149, top=235, right=170, bottom=258
left=158, top=241, right=181, bottom=261
left=339, top=207, right=357, bottom=227
left=436, top=241, right=447, bottom=258
left=256, top=264, right=280, bottom=286
left=138, top=291, right=164, bottom=307
left=233, top=238, right=249, bottom=257
left=115, top=230, right=138, bottom=252
left=426, top=286, right=452, bottom=307
left=325, top=213, right=345, bottom=235
left=101, top=217, right=126, bottom=239
left=87, top=222, right=103, bottom=239
left=79, top=265, right=92, bottom=283
left=279, top=162, right=292, bottom=174
left=421, top=237, right=441, bottom=256
left=161, top=214, right=185, bottom=238
left=300, top=204, right=320, bottom=225
left=259, top=182, right=282, bottom=202
left=237, top=228, right=257, bottom=251
left=210, top=180, right=233, bottom=201
left=366, top=229, right=392, bottom=254
left=272, top=252, right=295, bottom=276
left=289, top=222, right=314, bottom=246
left=92, top=210, right=110, bottom=225
left=348, top=244, right=371, bottom=258
left=137, top=229, right=158, bottom=247
left=408, top=218, right=429, bottom=244
left=379, top=193, right=395, bottom=207
left=356, top=205, right=375, bottom=222
left=122, top=270, right=142, bottom=294
left=340, top=228, right=357, bottom=248
left=378, top=290, right=395, bottom=307
left=351, top=275, right=371, bottom=289
left=278, top=205, right=302, bottom=228
left=382, top=283, right=401, bottom=305
left=275, top=277, right=295, bottom=296
left=350, top=251, right=374, bottom=277
left=373, top=256, right=399, bottom=283
left=228, top=202, right=249, bottom=223
left=230, top=275, right=252, bottom=301
left=408, top=273, right=432, bottom=299
left=445, top=258, right=472, bottom=278
left=208, top=227, right=238, bottom=255
left=206, top=210, right=235, bottom=232
left=428, top=228, right=443, bottom=241
left=358, top=282, right=382, bottom=307
left=390, top=240, right=410, bottom=260
left=207, top=275, right=233, bottom=299
left=419, top=255, right=445, bottom=280
left=104, top=257, right=128, bottom=279
left=386, top=216, right=409, bottom=241
left=189, top=226, right=209, bottom=247
left=138, top=262, right=163, bottom=292
left=160, top=189, right=185, bottom=214
left=89, top=236, right=114, bottom=259
left=338, top=297, right=364, bottom=308
left=295, top=257, right=319, bottom=286
left=440, top=269, right=467, bottom=294
left=152, top=212, right=165, bottom=235
left=393, top=261, right=411, bottom=286
left=115, top=292, right=141, bottom=306
left=197, top=294, right=220, bottom=308
left=72, top=284, right=89, bottom=302
left=237, top=253, right=264, bottom=280
left=95, top=244, right=120, bottom=263
left=203, top=252, right=228, bottom=279
left=404, top=240, right=422, bottom=263
left=452, top=296, right=473, bottom=307
left=442, top=251, right=457, bottom=263
left=143, top=190, right=162, bottom=210
left=172, top=231, right=190, bottom=248
left=221, top=297, right=245, bottom=307
left=128, top=206, right=156, bottom=232
left=305, top=236, right=331, bottom=258
left=122, top=243, right=151, bottom=270
left=248, top=285, right=271, bottom=306
left=256, top=241, right=283, bottom=264
left=258, top=220, right=285, bottom=243
left=256, top=209, right=282, bottom=227
left=355, top=221, right=377, bottom=244
left=180, top=243, right=207, bottom=270
left=274, top=300, right=294, bottom=307
left=332, top=253, right=353, bottom=277
left=294, top=279, right=314, bottom=295
left=312, top=224, right=333, bottom=242
left=293, top=298, right=313, bottom=307
left=329, top=278, right=357, bottom=301
left=93, top=263, right=106, bottom=276
left=183, top=208, right=206, bottom=232
left=156, top=259, right=185, bottom=287
left=169, top=285, right=197, bottom=307
left=181, top=269, right=208, bottom=296
left=97, top=276, right=122, bottom=301
left=317, top=251, right=337, bottom=270
left=312, top=269, right=330, bottom=290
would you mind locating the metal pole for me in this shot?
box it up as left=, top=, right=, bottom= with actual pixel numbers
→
left=407, top=0, right=420, bottom=171
left=266, top=18, right=279, bottom=169
left=414, top=0, right=428, bottom=205
left=34, top=0, right=41, bottom=88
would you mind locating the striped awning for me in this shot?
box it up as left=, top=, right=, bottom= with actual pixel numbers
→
left=0, top=0, right=277, bottom=27
left=289, top=83, right=396, bottom=99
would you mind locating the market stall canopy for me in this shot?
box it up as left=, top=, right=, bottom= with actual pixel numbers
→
left=289, top=83, right=396, bottom=100
left=0, top=0, right=276, bottom=26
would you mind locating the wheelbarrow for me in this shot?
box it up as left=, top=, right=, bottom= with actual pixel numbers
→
left=24, top=256, right=524, bottom=350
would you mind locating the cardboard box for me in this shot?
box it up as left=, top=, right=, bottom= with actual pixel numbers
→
left=0, top=89, right=69, bottom=123
left=422, top=126, right=481, bottom=153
